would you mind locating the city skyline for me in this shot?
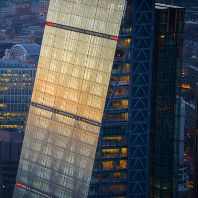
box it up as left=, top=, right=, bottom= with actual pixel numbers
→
left=14, top=1, right=126, bottom=197
left=0, top=0, right=197, bottom=198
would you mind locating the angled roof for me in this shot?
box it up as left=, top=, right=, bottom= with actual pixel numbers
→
left=11, top=44, right=40, bottom=57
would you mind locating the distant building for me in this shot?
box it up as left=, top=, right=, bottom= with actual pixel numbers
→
left=0, top=42, right=16, bottom=59
left=0, top=60, right=36, bottom=132
left=0, top=131, right=23, bottom=198
left=15, top=4, right=31, bottom=18
left=6, top=44, right=40, bottom=66
left=19, top=26, right=45, bottom=45
left=13, top=1, right=129, bottom=198
left=0, top=44, right=39, bottom=132
left=0, top=1, right=15, bottom=17
left=39, top=0, right=49, bottom=16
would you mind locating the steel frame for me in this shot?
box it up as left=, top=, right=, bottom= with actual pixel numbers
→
left=89, top=0, right=155, bottom=197
left=128, top=0, right=155, bottom=197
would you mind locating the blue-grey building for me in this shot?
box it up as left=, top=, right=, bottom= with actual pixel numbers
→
left=89, top=2, right=185, bottom=198
left=14, top=1, right=127, bottom=198
left=0, top=44, right=39, bottom=132
left=150, top=4, right=185, bottom=198
left=88, top=0, right=155, bottom=197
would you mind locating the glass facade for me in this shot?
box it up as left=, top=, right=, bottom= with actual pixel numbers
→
left=88, top=1, right=132, bottom=197
left=150, top=4, right=185, bottom=198
left=0, top=60, right=36, bottom=132
left=14, top=0, right=125, bottom=197
left=89, top=2, right=185, bottom=198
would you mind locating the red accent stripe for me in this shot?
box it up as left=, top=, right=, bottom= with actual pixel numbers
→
left=113, top=37, right=119, bottom=41
left=45, top=21, right=56, bottom=27
left=45, top=21, right=119, bottom=42
left=16, top=182, right=27, bottom=189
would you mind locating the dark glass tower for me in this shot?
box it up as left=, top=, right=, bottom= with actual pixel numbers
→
left=89, top=0, right=155, bottom=197
left=89, top=3, right=185, bottom=198
left=150, top=4, right=185, bottom=198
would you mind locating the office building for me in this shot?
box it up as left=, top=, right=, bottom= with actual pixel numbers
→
left=0, top=60, right=36, bottom=132
left=0, top=44, right=38, bottom=132
left=14, top=1, right=126, bottom=198
left=0, top=131, right=23, bottom=198
left=150, top=4, right=185, bottom=198
left=0, top=42, right=16, bottom=59
left=14, top=1, right=186, bottom=198
left=15, top=0, right=155, bottom=197
left=6, top=44, right=40, bottom=66
left=88, top=0, right=155, bottom=197
left=39, top=0, right=49, bottom=16
left=88, top=3, right=185, bottom=198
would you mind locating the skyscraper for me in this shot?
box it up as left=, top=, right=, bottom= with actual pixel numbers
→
left=150, top=3, right=185, bottom=198
left=14, top=1, right=126, bottom=197
left=88, top=0, right=155, bottom=197
left=89, top=3, right=185, bottom=198
left=13, top=1, right=185, bottom=198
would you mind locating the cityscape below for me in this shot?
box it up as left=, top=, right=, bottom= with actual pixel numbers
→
left=0, top=0, right=197, bottom=198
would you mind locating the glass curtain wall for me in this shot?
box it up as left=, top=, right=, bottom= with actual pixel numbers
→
left=150, top=4, right=185, bottom=198
left=0, top=60, right=36, bottom=132
left=89, top=1, right=132, bottom=197
left=14, top=0, right=125, bottom=198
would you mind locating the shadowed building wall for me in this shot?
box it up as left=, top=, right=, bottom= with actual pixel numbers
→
left=150, top=4, right=185, bottom=198
left=0, top=131, right=23, bottom=198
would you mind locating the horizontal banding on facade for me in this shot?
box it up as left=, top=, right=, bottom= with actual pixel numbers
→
left=16, top=182, right=53, bottom=198
left=31, top=102, right=101, bottom=127
left=45, top=21, right=119, bottom=41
